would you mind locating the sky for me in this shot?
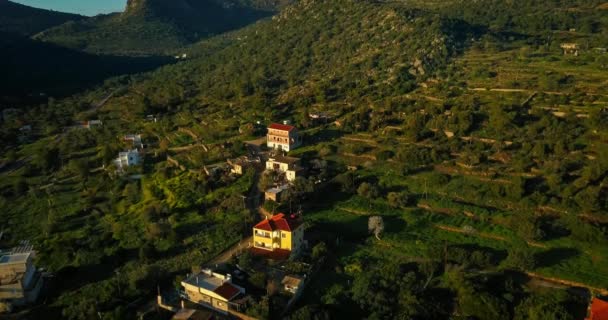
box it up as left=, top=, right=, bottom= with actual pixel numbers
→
left=12, top=0, right=126, bottom=16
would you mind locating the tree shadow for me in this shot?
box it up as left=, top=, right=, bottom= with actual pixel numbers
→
left=306, top=129, right=344, bottom=144
left=535, top=247, right=580, bottom=268
left=383, top=216, right=407, bottom=234
left=538, top=216, right=571, bottom=241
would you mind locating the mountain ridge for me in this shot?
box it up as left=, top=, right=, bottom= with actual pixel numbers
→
left=0, top=0, right=84, bottom=35
left=34, top=0, right=291, bottom=56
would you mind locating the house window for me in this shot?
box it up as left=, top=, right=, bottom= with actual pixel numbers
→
left=282, top=234, right=286, bottom=238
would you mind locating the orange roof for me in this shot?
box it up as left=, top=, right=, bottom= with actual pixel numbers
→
left=588, top=298, right=608, bottom=320
left=254, top=213, right=301, bottom=232
left=268, top=123, right=296, bottom=132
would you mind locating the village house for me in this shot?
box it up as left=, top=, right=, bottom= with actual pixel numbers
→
left=281, top=275, right=304, bottom=295
left=586, top=297, right=608, bottom=320
left=180, top=269, right=245, bottom=315
left=266, top=123, right=302, bottom=152
left=560, top=43, right=580, bottom=56
left=265, top=155, right=303, bottom=182
left=124, top=134, right=143, bottom=149
left=227, top=156, right=260, bottom=175
left=113, top=149, right=141, bottom=170
left=252, top=213, right=305, bottom=256
left=264, top=184, right=290, bottom=203
left=0, top=244, right=43, bottom=307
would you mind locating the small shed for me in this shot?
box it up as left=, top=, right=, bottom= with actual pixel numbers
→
left=265, top=184, right=289, bottom=202
left=281, top=275, right=304, bottom=295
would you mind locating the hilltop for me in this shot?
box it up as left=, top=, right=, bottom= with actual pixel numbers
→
left=0, top=0, right=84, bottom=35
left=35, top=0, right=287, bottom=56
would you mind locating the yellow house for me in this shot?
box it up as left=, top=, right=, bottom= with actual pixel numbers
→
left=252, top=213, right=304, bottom=256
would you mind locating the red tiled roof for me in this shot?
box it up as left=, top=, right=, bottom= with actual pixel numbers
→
left=213, top=282, right=241, bottom=300
left=253, top=213, right=301, bottom=232
left=268, top=123, right=296, bottom=132
left=587, top=298, right=608, bottom=320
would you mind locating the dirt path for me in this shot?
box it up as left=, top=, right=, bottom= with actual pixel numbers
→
left=525, top=272, right=608, bottom=295
left=205, top=236, right=253, bottom=266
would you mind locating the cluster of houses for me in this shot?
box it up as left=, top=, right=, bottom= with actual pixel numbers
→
left=171, top=123, right=311, bottom=318
left=176, top=212, right=307, bottom=318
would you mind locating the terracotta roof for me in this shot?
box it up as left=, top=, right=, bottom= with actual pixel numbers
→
left=587, top=298, right=608, bottom=320
left=268, top=123, right=296, bottom=132
left=254, top=213, right=302, bottom=232
left=213, top=282, right=241, bottom=300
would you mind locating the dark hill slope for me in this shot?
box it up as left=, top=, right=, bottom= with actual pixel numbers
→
left=0, top=0, right=84, bottom=35
left=0, top=32, right=171, bottom=103
left=126, top=0, right=461, bottom=113
left=35, top=0, right=284, bottom=56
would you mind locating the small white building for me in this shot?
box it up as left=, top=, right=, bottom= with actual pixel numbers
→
left=266, top=155, right=303, bottom=182
left=114, top=149, right=141, bottom=170
left=124, top=134, right=143, bottom=149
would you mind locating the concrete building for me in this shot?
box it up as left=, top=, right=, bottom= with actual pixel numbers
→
left=114, top=149, right=141, bottom=170
left=266, top=123, right=302, bottom=152
left=124, top=134, right=143, bottom=149
left=228, top=156, right=259, bottom=175
left=180, top=269, right=245, bottom=314
left=0, top=245, right=43, bottom=306
left=265, top=156, right=303, bottom=182
left=264, top=184, right=289, bottom=203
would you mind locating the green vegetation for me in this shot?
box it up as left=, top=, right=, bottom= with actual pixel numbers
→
left=1, top=0, right=607, bottom=318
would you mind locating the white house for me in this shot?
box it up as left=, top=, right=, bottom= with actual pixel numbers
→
left=114, top=149, right=141, bottom=170
left=266, top=123, right=302, bottom=152
left=265, top=155, right=303, bottom=182
left=180, top=269, right=245, bottom=314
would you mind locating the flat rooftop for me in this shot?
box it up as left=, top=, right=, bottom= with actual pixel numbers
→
left=0, top=252, right=30, bottom=265
left=183, top=272, right=224, bottom=291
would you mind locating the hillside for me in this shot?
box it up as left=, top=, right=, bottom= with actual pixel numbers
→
left=128, top=0, right=461, bottom=110
left=35, top=0, right=284, bottom=56
left=0, top=0, right=84, bottom=35
left=0, top=32, right=171, bottom=103
left=1, top=0, right=608, bottom=319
